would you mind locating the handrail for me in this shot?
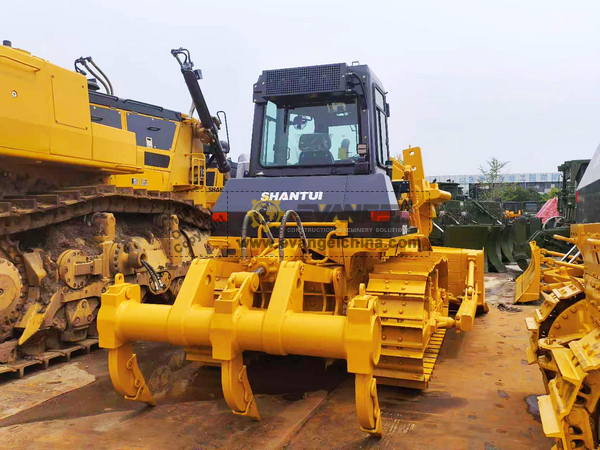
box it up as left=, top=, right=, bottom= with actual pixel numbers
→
left=0, top=54, right=41, bottom=72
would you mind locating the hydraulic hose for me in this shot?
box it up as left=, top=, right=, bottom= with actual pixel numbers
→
left=278, top=210, right=309, bottom=262
left=141, top=259, right=164, bottom=291
left=75, top=57, right=114, bottom=96
left=87, top=57, right=114, bottom=95
left=241, top=211, right=275, bottom=259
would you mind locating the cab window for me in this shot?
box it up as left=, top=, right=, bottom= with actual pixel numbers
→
left=259, top=99, right=360, bottom=167
left=374, top=88, right=388, bottom=166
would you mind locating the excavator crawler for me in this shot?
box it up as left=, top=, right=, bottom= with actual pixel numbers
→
left=0, top=42, right=229, bottom=372
left=98, top=62, right=488, bottom=435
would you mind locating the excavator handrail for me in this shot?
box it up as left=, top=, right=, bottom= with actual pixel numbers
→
left=0, top=54, right=41, bottom=71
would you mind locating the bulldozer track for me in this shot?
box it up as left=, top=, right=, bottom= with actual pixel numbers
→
left=0, top=184, right=211, bottom=237
left=368, top=256, right=449, bottom=389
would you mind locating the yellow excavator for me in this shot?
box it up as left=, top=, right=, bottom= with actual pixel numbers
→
left=98, top=61, right=488, bottom=436
left=0, top=41, right=228, bottom=371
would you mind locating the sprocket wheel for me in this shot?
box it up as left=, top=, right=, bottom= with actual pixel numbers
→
left=0, top=258, right=24, bottom=320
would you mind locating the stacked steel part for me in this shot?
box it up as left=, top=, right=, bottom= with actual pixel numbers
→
left=526, top=223, right=600, bottom=448
left=515, top=240, right=583, bottom=304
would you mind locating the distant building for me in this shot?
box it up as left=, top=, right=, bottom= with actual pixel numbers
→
left=426, top=172, right=561, bottom=195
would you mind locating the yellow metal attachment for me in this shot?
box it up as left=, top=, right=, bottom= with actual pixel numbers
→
left=222, top=354, right=260, bottom=420
left=65, top=298, right=98, bottom=328
left=21, top=249, right=47, bottom=286
left=455, top=254, right=479, bottom=332
left=515, top=241, right=585, bottom=304
left=0, top=258, right=22, bottom=313
left=99, top=274, right=155, bottom=405
left=526, top=223, right=600, bottom=449
left=108, top=344, right=156, bottom=405
left=515, top=241, right=542, bottom=303
left=356, top=373, right=382, bottom=437
left=98, top=262, right=382, bottom=436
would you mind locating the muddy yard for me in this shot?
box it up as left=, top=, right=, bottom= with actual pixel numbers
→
left=0, top=270, right=550, bottom=450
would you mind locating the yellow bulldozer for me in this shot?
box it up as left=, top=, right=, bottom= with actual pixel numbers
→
left=98, top=62, right=488, bottom=436
left=0, top=42, right=229, bottom=371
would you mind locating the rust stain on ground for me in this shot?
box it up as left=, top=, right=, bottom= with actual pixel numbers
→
left=281, top=272, right=552, bottom=450
left=0, top=364, right=95, bottom=420
left=0, top=272, right=552, bottom=449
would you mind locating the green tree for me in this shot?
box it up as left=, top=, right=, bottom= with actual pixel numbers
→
left=478, top=157, right=509, bottom=200
left=500, top=186, right=541, bottom=202
left=542, top=187, right=560, bottom=201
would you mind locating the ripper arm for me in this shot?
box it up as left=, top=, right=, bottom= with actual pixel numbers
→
left=98, top=259, right=383, bottom=436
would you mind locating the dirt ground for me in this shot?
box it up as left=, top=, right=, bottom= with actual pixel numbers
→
left=0, top=269, right=551, bottom=450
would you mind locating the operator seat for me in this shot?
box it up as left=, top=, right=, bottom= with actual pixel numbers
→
left=298, top=133, right=334, bottom=165
left=338, top=138, right=351, bottom=159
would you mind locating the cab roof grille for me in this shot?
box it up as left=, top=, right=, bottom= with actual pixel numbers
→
left=264, top=63, right=345, bottom=96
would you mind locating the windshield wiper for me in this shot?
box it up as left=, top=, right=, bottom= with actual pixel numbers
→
left=283, top=107, right=289, bottom=132
left=346, top=72, right=367, bottom=109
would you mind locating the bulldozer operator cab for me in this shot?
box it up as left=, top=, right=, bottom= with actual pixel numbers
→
left=249, top=63, right=390, bottom=177
left=212, top=62, right=411, bottom=240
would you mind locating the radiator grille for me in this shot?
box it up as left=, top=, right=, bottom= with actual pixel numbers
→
left=264, top=64, right=343, bottom=95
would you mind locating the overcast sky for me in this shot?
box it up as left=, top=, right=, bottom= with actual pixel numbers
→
left=5, top=0, right=599, bottom=175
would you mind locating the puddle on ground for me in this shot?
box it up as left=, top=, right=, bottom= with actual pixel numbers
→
left=525, top=395, right=541, bottom=423
left=497, top=390, right=509, bottom=399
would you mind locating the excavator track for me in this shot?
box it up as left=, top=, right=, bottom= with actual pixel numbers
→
left=0, top=43, right=229, bottom=383
left=367, top=255, right=450, bottom=389
left=0, top=185, right=214, bottom=380
left=0, top=184, right=211, bottom=235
